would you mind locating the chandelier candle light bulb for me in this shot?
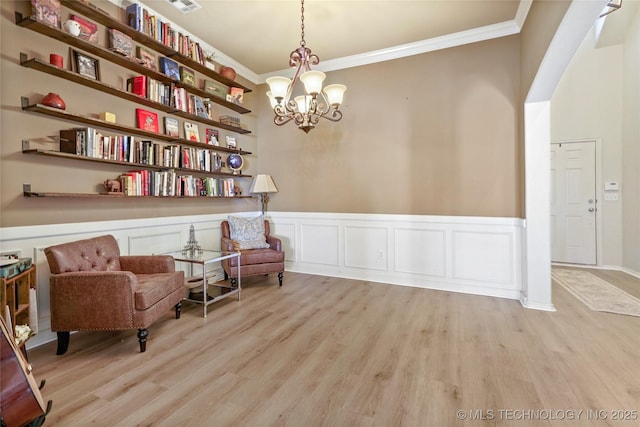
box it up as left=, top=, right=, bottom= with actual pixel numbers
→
left=265, top=0, right=347, bottom=133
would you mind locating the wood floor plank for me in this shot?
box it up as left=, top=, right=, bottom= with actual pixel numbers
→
left=25, top=270, right=640, bottom=426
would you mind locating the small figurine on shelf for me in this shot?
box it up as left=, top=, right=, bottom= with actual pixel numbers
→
left=103, top=179, right=122, bottom=194
left=182, top=225, right=202, bottom=258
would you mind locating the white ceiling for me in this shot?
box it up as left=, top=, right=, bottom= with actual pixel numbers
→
left=129, top=0, right=632, bottom=84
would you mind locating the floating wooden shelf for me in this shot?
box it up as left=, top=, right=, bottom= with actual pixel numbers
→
left=23, top=191, right=251, bottom=199
left=23, top=148, right=252, bottom=178
left=19, top=56, right=251, bottom=132
left=21, top=99, right=253, bottom=151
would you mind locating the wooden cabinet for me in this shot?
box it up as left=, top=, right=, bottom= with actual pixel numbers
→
left=15, top=1, right=254, bottom=198
left=1, top=265, right=36, bottom=346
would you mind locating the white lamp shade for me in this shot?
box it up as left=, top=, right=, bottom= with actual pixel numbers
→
left=266, top=76, right=291, bottom=101
left=266, top=91, right=278, bottom=108
left=300, top=70, right=326, bottom=95
left=294, top=95, right=311, bottom=113
left=323, top=84, right=347, bottom=106
left=250, top=174, right=278, bottom=194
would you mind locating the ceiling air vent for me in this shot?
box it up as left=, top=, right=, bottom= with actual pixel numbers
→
left=167, top=0, right=201, bottom=14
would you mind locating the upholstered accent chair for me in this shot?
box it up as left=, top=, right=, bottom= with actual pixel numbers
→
left=220, top=216, right=284, bottom=287
left=44, top=234, right=184, bottom=354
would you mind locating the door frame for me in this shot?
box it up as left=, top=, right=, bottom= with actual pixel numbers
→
left=550, top=138, right=602, bottom=267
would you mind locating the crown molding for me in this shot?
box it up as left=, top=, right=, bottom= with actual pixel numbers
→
left=257, top=20, right=522, bottom=84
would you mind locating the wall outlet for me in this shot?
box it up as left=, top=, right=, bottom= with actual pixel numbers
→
left=378, top=250, right=385, bottom=259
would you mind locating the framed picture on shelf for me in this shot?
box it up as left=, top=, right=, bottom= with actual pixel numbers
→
left=71, top=14, right=98, bottom=43
left=31, top=0, right=61, bottom=29
left=164, top=117, right=180, bottom=137
left=184, top=122, right=200, bottom=142
left=159, top=57, right=180, bottom=80
left=205, top=128, right=219, bottom=146
left=70, top=48, right=100, bottom=80
left=136, top=108, right=159, bottom=133
left=194, top=97, right=208, bottom=119
left=180, top=66, right=196, bottom=87
left=225, top=135, right=236, bottom=149
left=108, top=29, right=134, bottom=57
left=203, top=79, right=227, bottom=99
left=136, top=46, right=157, bottom=71
left=228, top=87, right=244, bottom=106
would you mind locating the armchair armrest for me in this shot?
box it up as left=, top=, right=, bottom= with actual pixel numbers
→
left=49, top=271, right=138, bottom=330
left=120, top=255, right=175, bottom=274
left=266, top=235, right=282, bottom=252
left=221, top=237, right=235, bottom=252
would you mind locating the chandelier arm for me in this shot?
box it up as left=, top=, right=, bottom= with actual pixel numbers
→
left=274, top=115, right=294, bottom=126
left=320, top=108, right=343, bottom=122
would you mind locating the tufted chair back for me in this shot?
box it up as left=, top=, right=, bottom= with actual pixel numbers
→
left=45, top=234, right=122, bottom=274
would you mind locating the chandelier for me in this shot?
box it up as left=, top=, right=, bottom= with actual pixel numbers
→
left=266, top=0, right=347, bottom=133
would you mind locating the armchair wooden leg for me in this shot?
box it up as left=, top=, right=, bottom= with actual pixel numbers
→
left=56, top=331, right=70, bottom=355
left=137, top=328, right=148, bottom=352
left=224, top=271, right=228, bottom=281
left=175, top=301, right=182, bottom=319
left=278, top=272, right=283, bottom=287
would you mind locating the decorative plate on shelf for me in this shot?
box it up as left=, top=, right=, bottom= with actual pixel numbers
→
left=227, top=153, right=244, bottom=171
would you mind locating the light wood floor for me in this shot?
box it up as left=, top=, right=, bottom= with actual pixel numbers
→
left=27, top=270, right=640, bottom=426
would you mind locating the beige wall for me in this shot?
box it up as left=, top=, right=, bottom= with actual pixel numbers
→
left=2, top=1, right=525, bottom=227
left=257, top=36, right=523, bottom=218
left=0, top=0, right=258, bottom=227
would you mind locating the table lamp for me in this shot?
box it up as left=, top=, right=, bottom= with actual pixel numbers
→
left=250, top=174, right=278, bottom=215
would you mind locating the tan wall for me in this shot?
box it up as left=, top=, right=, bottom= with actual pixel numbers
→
left=0, top=0, right=258, bottom=227
left=2, top=0, right=524, bottom=227
left=257, top=36, right=523, bottom=217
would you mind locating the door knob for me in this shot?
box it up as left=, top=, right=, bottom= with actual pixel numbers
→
left=588, top=207, right=595, bottom=212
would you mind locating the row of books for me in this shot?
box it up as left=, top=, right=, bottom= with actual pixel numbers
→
left=59, top=128, right=225, bottom=173
left=126, top=75, right=215, bottom=120
left=126, top=3, right=207, bottom=65
left=118, top=169, right=237, bottom=197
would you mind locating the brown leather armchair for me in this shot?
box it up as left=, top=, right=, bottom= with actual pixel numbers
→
left=220, top=220, right=284, bottom=287
left=44, top=234, right=184, bottom=354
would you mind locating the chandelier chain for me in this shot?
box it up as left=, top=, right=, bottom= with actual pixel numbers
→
left=300, top=0, right=306, bottom=47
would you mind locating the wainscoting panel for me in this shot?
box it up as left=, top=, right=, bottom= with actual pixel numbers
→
left=299, top=223, right=340, bottom=266
left=1, top=212, right=524, bottom=349
left=394, top=227, right=447, bottom=277
left=452, top=231, right=514, bottom=285
left=344, top=226, right=388, bottom=271
left=271, top=222, right=297, bottom=262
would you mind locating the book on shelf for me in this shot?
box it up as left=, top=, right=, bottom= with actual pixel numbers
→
left=205, top=128, right=219, bottom=146
left=194, top=97, right=209, bottom=119
left=159, top=57, right=180, bottom=80
left=180, top=66, right=196, bottom=86
left=127, top=76, right=146, bottom=97
left=125, top=3, right=141, bottom=31
left=136, top=108, right=159, bottom=133
left=70, top=14, right=98, bottom=43
left=59, top=128, right=86, bottom=156
left=183, top=122, right=200, bottom=142
left=31, top=0, right=61, bottom=29
left=164, top=117, right=180, bottom=138
left=108, top=29, right=134, bottom=57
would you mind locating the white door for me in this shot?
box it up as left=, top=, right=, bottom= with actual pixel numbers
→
left=550, top=141, right=597, bottom=264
